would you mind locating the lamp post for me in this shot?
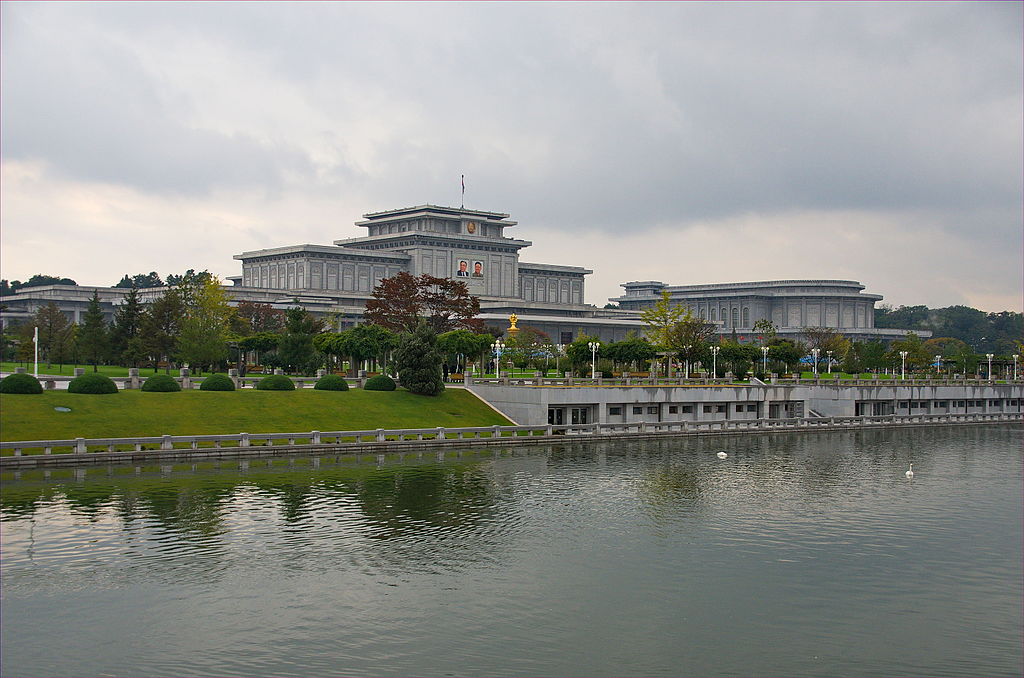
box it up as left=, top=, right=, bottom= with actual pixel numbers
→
left=761, top=346, right=769, bottom=375
left=826, top=350, right=833, bottom=374
left=683, top=345, right=691, bottom=379
left=1014, top=354, right=1019, bottom=380
left=811, top=348, right=820, bottom=377
left=986, top=353, right=993, bottom=381
left=33, top=326, right=38, bottom=378
left=588, top=341, right=600, bottom=380
left=899, top=350, right=908, bottom=380
left=491, top=340, right=505, bottom=378
left=711, top=345, right=720, bottom=379
left=934, top=354, right=942, bottom=377
left=555, top=343, right=564, bottom=376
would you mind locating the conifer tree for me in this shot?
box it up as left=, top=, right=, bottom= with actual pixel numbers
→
left=77, top=292, right=109, bottom=372
left=394, top=321, right=444, bottom=395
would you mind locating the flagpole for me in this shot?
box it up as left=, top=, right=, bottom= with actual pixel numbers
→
left=461, top=174, right=465, bottom=208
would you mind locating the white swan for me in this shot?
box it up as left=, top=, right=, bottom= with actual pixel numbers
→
left=717, top=451, right=728, bottom=459
left=905, top=463, right=914, bottom=478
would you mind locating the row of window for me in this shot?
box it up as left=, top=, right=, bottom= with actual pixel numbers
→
left=897, top=399, right=1018, bottom=408
left=609, top=403, right=759, bottom=415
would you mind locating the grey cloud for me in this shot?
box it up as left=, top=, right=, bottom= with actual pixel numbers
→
left=1, top=1, right=1020, bottom=236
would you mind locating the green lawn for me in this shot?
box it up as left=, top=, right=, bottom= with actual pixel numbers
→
left=0, top=388, right=511, bottom=442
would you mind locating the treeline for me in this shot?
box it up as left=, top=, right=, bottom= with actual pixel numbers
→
left=0, top=269, right=209, bottom=296
left=875, top=304, right=1021, bottom=354
left=0, top=274, right=78, bottom=296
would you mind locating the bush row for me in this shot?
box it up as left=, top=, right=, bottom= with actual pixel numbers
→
left=0, top=373, right=370, bottom=394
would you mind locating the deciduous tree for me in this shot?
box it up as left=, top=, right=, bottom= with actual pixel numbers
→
left=365, top=272, right=482, bottom=334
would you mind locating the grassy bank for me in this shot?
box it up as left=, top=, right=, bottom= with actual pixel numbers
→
left=0, top=389, right=511, bottom=442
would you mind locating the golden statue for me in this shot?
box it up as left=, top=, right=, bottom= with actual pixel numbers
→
left=507, top=313, right=520, bottom=336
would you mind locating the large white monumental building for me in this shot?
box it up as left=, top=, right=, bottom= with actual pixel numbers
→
left=2, top=203, right=923, bottom=343
left=231, top=204, right=638, bottom=342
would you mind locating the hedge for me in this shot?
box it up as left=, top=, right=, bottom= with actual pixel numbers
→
left=314, top=374, right=349, bottom=391
left=0, top=373, right=43, bottom=394
left=255, top=374, right=296, bottom=391
left=363, top=375, right=396, bottom=391
left=67, top=373, right=118, bottom=394
left=141, top=374, right=181, bottom=392
left=200, top=373, right=236, bottom=391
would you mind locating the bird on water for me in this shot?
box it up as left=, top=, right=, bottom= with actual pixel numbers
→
left=717, top=451, right=728, bottom=459
left=905, top=463, right=914, bottom=478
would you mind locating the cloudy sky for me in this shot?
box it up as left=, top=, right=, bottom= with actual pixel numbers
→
left=2, top=1, right=1021, bottom=311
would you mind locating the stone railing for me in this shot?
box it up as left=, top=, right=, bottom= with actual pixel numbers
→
left=465, top=373, right=1022, bottom=388
left=2, top=412, right=1019, bottom=467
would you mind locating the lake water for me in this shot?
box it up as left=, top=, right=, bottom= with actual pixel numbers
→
left=1, top=425, right=1021, bottom=677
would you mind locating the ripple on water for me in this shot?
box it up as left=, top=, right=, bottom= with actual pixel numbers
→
left=1, top=426, right=1022, bottom=677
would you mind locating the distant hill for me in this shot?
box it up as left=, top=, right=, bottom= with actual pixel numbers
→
left=875, top=305, right=1021, bottom=354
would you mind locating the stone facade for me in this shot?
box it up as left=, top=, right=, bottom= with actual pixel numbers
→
left=610, top=279, right=923, bottom=341
left=2, top=203, right=926, bottom=343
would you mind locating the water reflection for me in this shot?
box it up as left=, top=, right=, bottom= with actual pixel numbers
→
left=1, top=426, right=1021, bottom=677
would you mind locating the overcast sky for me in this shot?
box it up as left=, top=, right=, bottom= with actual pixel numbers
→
left=2, top=1, right=1021, bottom=311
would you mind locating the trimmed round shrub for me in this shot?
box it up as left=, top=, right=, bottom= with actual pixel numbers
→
left=0, top=373, right=43, bottom=394
left=314, top=374, right=349, bottom=391
left=141, top=374, right=181, bottom=392
left=68, top=373, right=118, bottom=394
left=255, top=374, right=295, bottom=391
left=363, top=374, right=396, bottom=391
left=200, top=373, right=236, bottom=391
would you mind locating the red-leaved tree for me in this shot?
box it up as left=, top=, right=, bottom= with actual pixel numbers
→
left=365, top=272, right=483, bottom=334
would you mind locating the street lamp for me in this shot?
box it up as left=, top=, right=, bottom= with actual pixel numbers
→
left=811, top=348, right=820, bottom=377
left=761, top=346, right=769, bottom=375
left=826, top=350, right=833, bottom=374
left=899, top=350, right=908, bottom=380
left=683, top=344, right=691, bottom=379
left=986, top=353, right=994, bottom=381
left=1014, top=354, right=1020, bottom=380
left=588, top=341, right=600, bottom=380
left=555, top=343, right=564, bottom=376
left=491, top=340, right=505, bottom=378
left=934, top=354, right=942, bottom=377
left=711, top=345, right=720, bottom=379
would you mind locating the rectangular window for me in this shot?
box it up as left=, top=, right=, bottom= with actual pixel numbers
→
left=681, top=405, right=693, bottom=413
left=668, top=406, right=678, bottom=414
left=735, top=404, right=745, bottom=412
left=703, top=405, right=713, bottom=413
left=648, top=407, right=658, bottom=414
left=609, top=406, right=622, bottom=416
left=560, top=331, right=573, bottom=344
left=716, top=405, right=726, bottom=413
left=748, top=404, right=758, bottom=412
left=899, top=402, right=909, bottom=409
left=633, top=407, right=643, bottom=415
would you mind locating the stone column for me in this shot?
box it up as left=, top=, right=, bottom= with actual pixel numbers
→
left=179, top=367, right=191, bottom=389
left=128, top=368, right=140, bottom=389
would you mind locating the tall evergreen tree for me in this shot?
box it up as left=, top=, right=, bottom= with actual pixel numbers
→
left=140, top=289, right=184, bottom=373
left=110, top=287, right=144, bottom=365
left=277, top=306, right=324, bottom=373
left=77, top=292, right=109, bottom=371
left=394, top=322, right=444, bottom=396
